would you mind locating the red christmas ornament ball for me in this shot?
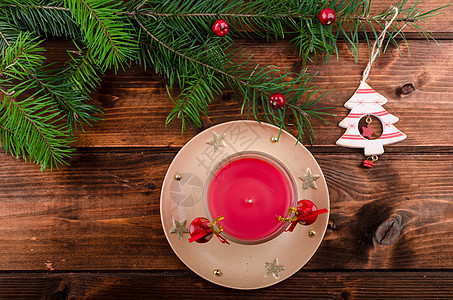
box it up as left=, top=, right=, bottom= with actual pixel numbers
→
left=296, top=200, right=319, bottom=225
left=319, top=8, right=336, bottom=25
left=189, top=217, right=213, bottom=243
left=212, top=19, right=229, bottom=36
left=269, top=93, right=286, bottom=108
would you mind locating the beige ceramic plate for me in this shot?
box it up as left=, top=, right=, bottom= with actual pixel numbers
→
left=160, top=120, right=329, bottom=289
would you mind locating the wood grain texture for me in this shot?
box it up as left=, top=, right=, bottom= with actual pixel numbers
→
left=1, top=1, right=452, bottom=297
left=1, top=150, right=451, bottom=271
left=0, top=272, right=452, bottom=299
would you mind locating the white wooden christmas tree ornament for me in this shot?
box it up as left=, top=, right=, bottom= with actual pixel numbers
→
left=336, top=6, right=406, bottom=167
left=336, top=81, right=407, bottom=156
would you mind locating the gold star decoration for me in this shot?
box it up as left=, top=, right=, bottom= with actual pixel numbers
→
left=299, top=168, right=320, bottom=190
left=206, top=131, right=226, bottom=150
left=265, top=258, right=285, bottom=279
left=169, top=219, right=189, bottom=240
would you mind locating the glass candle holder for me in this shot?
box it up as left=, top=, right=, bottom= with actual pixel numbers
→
left=204, top=151, right=298, bottom=245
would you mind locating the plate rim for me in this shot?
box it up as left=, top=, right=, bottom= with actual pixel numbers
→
left=160, top=120, right=330, bottom=290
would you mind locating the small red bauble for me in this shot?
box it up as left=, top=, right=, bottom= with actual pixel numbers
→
left=363, top=160, right=374, bottom=168
left=296, top=200, right=319, bottom=225
left=189, top=217, right=213, bottom=243
left=212, top=19, right=229, bottom=37
left=269, top=93, right=286, bottom=108
left=319, top=8, right=336, bottom=25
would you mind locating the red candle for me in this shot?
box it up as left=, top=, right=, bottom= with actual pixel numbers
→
left=206, top=153, right=296, bottom=244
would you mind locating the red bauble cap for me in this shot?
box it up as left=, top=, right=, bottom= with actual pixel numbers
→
left=188, top=217, right=230, bottom=244
left=319, top=8, right=336, bottom=25
left=189, top=217, right=213, bottom=243
left=269, top=93, right=286, bottom=109
left=212, top=19, right=229, bottom=37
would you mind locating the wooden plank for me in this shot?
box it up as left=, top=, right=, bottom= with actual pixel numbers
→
left=56, top=39, right=452, bottom=148
left=0, top=271, right=452, bottom=299
left=0, top=149, right=184, bottom=271
left=307, top=153, right=453, bottom=269
left=0, top=150, right=451, bottom=271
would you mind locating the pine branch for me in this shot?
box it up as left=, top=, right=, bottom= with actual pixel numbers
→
left=134, top=15, right=332, bottom=142
left=0, top=18, right=101, bottom=134
left=61, top=44, right=103, bottom=132
left=64, top=0, right=138, bottom=71
left=133, top=0, right=447, bottom=63
left=0, top=18, right=20, bottom=51
left=134, top=15, right=248, bottom=87
left=25, top=66, right=101, bottom=134
left=64, top=44, right=102, bottom=93
left=134, top=1, right=421, bottom=23
left=0, top=32, right=74, bottom=170
left=4, top=3, right=70, bottom=11
left=166, top=69, right=221, bottom=132
left=134, top=16, right=230, bottom=130
left=0, top=124, right=27, bottom=159
left=1, top=0, right=79, bottom=39
left=0, top=86, right=74, bottom=171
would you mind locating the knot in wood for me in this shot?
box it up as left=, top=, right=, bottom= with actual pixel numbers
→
left=375, top=218, right=402, bottom=245
left=398, top=83, right=415, bottom=97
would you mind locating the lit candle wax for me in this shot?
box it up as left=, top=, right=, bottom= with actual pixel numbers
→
left=207, top=155, right=295, bottom=243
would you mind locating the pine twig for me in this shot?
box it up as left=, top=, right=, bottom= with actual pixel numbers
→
left=137, top=10, right=419, bottom=23
left=4, top=3, right=70, bottom=11
left=0, top=30, right=10, bottom=46
left=0, top=88, right=59, bottom=163
left=0, top=2, right=430, bottom=23
left=133, top=15, right=250, bottom=87
left=79, top=0, right=119, bottom=59
left=64, top=0, right=138, bottom=71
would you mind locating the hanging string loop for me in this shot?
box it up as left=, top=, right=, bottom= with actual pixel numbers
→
left=362, top=6, right=399, bottom=82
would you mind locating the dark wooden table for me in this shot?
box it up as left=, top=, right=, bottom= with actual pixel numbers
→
left=1, top=1, right=452, bottom=299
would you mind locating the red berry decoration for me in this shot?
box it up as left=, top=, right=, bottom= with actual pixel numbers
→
left=363, top=159, right=374, bottom=168
left=189, top=217, right=213, bottom=243
left=212, top=19, right=229, bottom=37
left=319, top=8, right=336, bottom=25
left=269, top=93, right=286, bottom=109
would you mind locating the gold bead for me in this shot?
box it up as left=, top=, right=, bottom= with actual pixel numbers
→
left=174, top=173, right=182, bottom=181
left=270, top=136, right=278, bottom=143
left=213, top=269, right=222, bottom=277
left=308, top=229, right=316, bottom=237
